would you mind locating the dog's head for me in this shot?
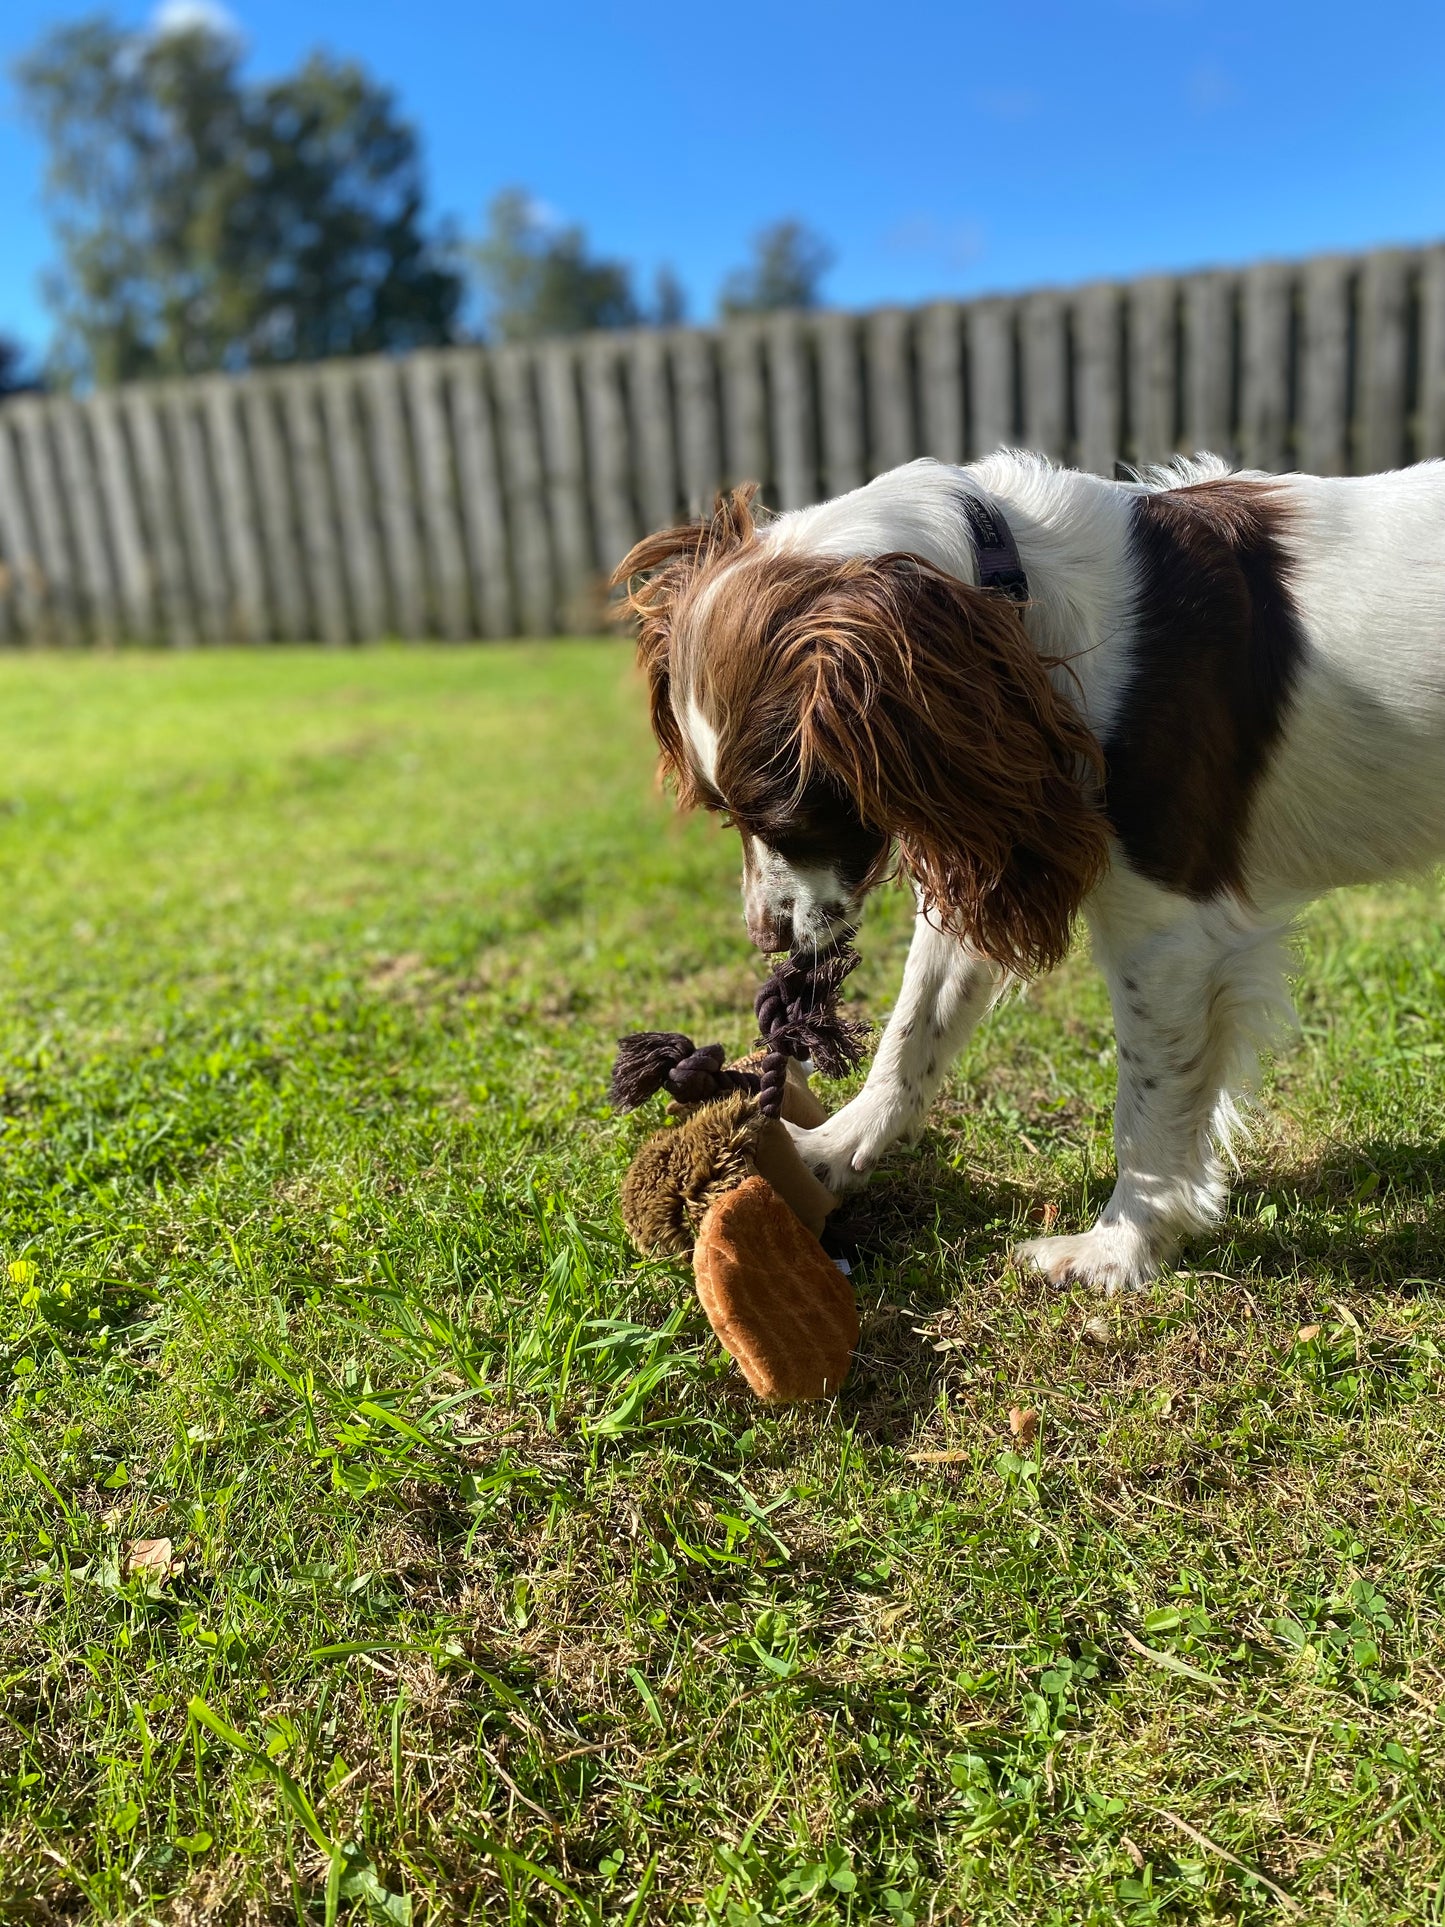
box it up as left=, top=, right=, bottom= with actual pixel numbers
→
left=614, top=486, right=1109, bottom=974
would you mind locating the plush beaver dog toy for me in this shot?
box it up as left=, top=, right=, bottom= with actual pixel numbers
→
left=610, top=946, right=866, bottom=1403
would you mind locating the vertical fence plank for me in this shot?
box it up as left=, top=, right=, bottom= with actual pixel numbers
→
left=626, top=331, right=678, bottom=533
left=1183, top=273, right=1236, bottom=461
left=167, top=387, right=229, bottom=642
left=916, top=303, right=965, bottom=466
left=1297, top=257, right=1352, bottom=477
left=1021, top=291, right=1068, bottom=462
left=720, top=322, right=769, bottom=493
left=242, top=380, right=307, bottom=641
left=53, top=401, right=118, bottom=644
left=1074, top=283, right=1121, bottom=476
left=0, top=413, right=46, bottom=643
left=201, top=377, right=268, bottom=641
left=672, top=331, right=722, bottom=517
left=865, top=308, right=913, bottom=476
left=767, top=314, right=816, bottom=510
left=966, top=300, right=1014, bottom=456
left=447, top=351, right=515, bottom=638
left=537, top=342, right=597, bottom=632
left=815, top=312, right=864, bottom=496
left=123, top=388, right=194, bottom=645
left=361, top=360, right=423, bottom=640
left=282, top=374, right=349, bottom=643
left=11, top=401, right=81, bottom=644
left=88, top=394, right=153, bottom=641
left=579, top=339, right=637, bottom=581
left=405, top=351, right=470, bottom=640
left=319, top=367, right=385, bottom=641
left=1239, top=262, right=1293, bottom=472
left=2, top=246, right=1434, bottom=648
left=492, top=345, right=555, bottom=637
left=1420, top=246, right=1445, bottom=460
left=1358, top=250, right=1411, bottom=473
left=1128, top=276, right=1178, bottom=467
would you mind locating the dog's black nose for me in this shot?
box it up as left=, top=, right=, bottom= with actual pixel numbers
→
left=747, top=904, right=794, bottom=953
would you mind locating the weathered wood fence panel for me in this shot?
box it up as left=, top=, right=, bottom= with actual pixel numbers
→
left=0, top=241, right=1440, bottom=643
left=917, top=303, right=964, bottom=466
left=320, top=368, right=385, bottom=644
left=202, top=376, right=267, bottom=643
left=1075, top=283, right=1122, bottom=479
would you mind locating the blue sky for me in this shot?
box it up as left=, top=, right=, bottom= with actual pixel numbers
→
left=2, top=0, right=1442, bottom=362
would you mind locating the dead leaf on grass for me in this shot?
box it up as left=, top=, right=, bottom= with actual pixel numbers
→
left=1008, top=1406, right=1039, bottom=1445
left=125, top=1537, right=175, bottom=1581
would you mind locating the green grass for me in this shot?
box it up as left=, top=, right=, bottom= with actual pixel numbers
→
left=1, top=642, right=1444, bottom=1926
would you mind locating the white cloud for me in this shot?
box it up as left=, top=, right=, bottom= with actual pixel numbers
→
left=150, top=0, right=242, bottom=39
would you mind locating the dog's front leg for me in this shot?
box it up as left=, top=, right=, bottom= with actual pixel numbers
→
left=1017, top=881, right=1291, bottom=1292
left=789, top=911, right=1003, bottom=1191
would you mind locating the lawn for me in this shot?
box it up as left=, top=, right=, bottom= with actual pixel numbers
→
left=1, top=642, right=1444, bottom=1927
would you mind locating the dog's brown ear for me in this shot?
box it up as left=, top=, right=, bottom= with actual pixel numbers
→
left=784, top=552, right=1111, bottom=976
left=611, top=486, right=761, bottom=803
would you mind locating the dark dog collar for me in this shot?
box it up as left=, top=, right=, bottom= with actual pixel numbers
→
left=959, top=491, right=1030, bottom=603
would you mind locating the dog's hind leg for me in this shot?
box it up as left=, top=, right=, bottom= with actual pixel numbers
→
left=1017, top=871, right=1295, bottom=1292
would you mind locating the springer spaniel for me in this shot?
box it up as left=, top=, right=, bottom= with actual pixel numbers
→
left=614, top=452, right=1445, bottom=1291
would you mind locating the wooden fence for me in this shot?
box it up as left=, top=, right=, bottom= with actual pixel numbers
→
left=1, top=241, right=1443, bottom=644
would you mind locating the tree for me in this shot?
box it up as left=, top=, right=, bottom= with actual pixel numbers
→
left=471, top=190, right=638, bottom=342
left=651, top=266, right=687, bottom=329
left=0, top=336, right=43, bottom=397
left=470, top=190, right=685, bottom=341
left=15, top=13, right=463, bottom=385
left=719, top=220, right=834, bottom=317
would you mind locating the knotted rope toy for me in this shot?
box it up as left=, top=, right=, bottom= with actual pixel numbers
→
left=611, top=945, right=868, bottom=1402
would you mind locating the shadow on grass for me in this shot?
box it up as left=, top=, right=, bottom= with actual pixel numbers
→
left=828, top=1132, right=1445, bottom=1440
left=830, top=1145, right=1050, bottom=1442
left=1230, top=1135, right=1445, bottom=1292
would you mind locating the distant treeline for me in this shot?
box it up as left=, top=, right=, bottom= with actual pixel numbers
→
left=9, top=11, right=835, bottom=390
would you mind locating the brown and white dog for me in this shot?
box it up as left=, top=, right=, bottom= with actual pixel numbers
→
left=615, top=452, right=1445, bottom=1290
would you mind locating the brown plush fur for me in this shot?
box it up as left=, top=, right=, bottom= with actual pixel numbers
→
left=613, top=488, right=1111, bottom=977
left=620, top=1091, right=762, bottom=1257
left=623, top=1079, right=837, bottom=1257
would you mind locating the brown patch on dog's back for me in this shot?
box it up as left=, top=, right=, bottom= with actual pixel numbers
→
left=1105, top=479, right=1307, bottom=898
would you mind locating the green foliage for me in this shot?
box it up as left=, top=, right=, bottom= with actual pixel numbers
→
left=0, top=335, right=43, bottom=397
left=470, top=188, right=686, bottom=342
left=14, top=13, right=462, bottom=385
left=0, top=642, right=1443, bottom=1923
left=719, top=219, right=834, bottom=316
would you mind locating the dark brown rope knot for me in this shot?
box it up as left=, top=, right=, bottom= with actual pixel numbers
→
left=608, top=1033, right=759, bottom=1113
left=610, top=941, right=868, bottom=1120
left=750, top=943, right=868, bottom=1114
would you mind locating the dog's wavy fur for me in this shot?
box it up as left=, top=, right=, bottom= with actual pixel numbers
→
left=615, top=450, right=1445, bottom=1292
left=614, top=483, right=761, bottom=811
left=614, top=488, right=1110, bottom=976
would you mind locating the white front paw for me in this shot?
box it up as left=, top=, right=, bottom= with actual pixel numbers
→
left=784, top=1109, right=892, bottom=1193
left=1014, top=1224, right=1162, bottom=1294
